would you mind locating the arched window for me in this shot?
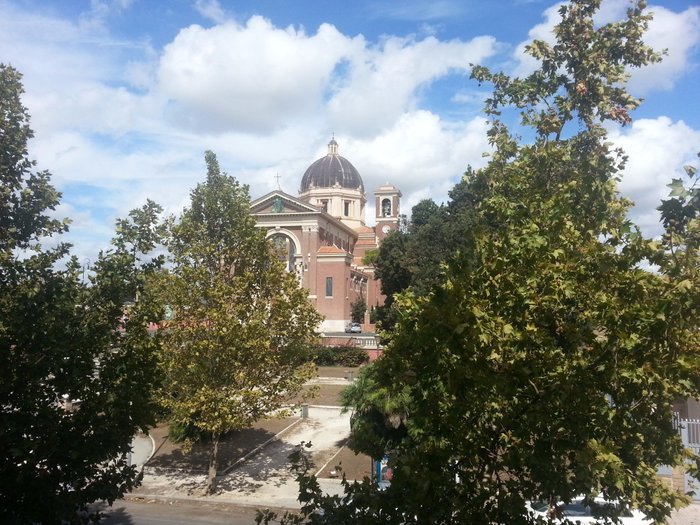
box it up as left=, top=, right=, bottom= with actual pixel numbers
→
left=270, top=234, right=296, bottom=272
left=381, top=198, right=391, bottom=217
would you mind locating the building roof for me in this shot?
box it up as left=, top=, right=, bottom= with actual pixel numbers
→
left=250, top=190, right=320, bottom=214
left=354, top=225, right=375, bottom=234
left=375, top=182, right=402, bottom=196
left=250, top=189, right=360, bottom=239
left=300, top=138, right=364, bottom=193
left=317, top=245, right=347, bottom=255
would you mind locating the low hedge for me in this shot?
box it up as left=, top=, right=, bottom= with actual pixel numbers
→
left=311, top=345, right=369, bottom=367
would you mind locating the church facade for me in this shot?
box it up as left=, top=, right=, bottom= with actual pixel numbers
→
left=250, top=139, right=401, bottom=332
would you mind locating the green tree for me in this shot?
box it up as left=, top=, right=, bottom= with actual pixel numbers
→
left=350, top=296, right=367, bottom=323
left=373, top=230, right=411, bottom=301
left=361, top=248, right=378, bottom=266
left=0, top=64, right=162, bottom=523
left=409, top=198, right=441, bottom=229
left=373, top=188, right=476, bottom=331
left=262, top=2, right=700, bottom=523
left=156, top=151, right=322, bottom=494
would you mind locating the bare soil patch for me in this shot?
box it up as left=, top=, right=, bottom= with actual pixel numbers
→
left=316, top=444, right=373, bottom=481
left=293, top=383, right=350, bottom=407
left=146, top=416, right=297, bottom=473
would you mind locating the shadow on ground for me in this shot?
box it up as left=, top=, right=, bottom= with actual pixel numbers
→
left=216, top=438, right=308, bottom=494
left=93, top=501, right=135, bottom=525
left=148, top=427, right=281, bottom=472
left=146, top=418, right=296, bottom=472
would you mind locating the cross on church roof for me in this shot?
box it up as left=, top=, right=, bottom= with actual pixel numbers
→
left=274, top=172, right=282, bottom=190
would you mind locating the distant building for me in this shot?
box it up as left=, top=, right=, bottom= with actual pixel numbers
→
left=250, top=138, right=401, bottom=332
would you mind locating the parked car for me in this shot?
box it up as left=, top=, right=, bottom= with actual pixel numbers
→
left=527, top=496, right=651, bottom=524
left=345, top=322, right=362, bottom=333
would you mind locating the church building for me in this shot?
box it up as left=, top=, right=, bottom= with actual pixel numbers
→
left=250, top=138, right=401, bottom=332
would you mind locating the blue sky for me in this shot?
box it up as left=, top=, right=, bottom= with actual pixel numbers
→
left=1, top=0, right=699, bottom=264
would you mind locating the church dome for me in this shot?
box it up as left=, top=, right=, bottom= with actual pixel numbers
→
left=300, top=138, right=364, bottom=193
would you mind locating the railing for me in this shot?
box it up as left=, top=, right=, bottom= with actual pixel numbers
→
left=679, top=418, right=700, bottom=455
left=321, top=334, right=380, bottom=349
left=352, top=336, right=379, bottom=349
left=673, top=417, right=700, bottom=499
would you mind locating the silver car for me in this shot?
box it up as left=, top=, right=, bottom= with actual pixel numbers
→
left=345, top=322, right=362, bottom=333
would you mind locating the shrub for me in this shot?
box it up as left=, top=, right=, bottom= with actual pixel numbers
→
left=312, top=345, right=369, bottom=367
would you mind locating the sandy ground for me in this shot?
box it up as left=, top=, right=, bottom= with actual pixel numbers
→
left=133, top=405, right=351, bottom=508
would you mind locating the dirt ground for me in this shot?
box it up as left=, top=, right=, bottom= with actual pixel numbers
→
left=145, top=367, right=372, bottom=481
left=297, top=383, right=349, bottom=406
left=318, top=444, right=373, bottom=481
left=293, top=365, right=361, bottom=406
left=147, top=416, right=297, bottom=473
left=306, top=375, right=372, bottom=481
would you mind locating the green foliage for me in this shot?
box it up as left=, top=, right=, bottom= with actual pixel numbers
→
left=0, top=64, right=162, bottom=523
left=658, top=152, right=700, bottom=256
left=374, top=231, right=411, bottom=300
left=369, top=305, right=378, bottom=324
left=168, top=420, right=204, bottom=445
left=410, top=198, right=440, bottom=228
left=113, top=199, right=168, bottom=272
left=340, top=363, right=409, bottom=460
left=155, top=151, right=322, bottom=493
left=373, top=189, right=477, bottom=333
left=277, top=2, right=700, bottom=523
left=350, top=296, right=367, bottom=323
left=0, top=66, right=66, bottom=260
left=311, top=345, right=369, bottom=367
left=361, top=248, right=378, bottom=266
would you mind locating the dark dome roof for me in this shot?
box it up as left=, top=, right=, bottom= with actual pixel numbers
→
left=300, top=139, right=364, bottom=193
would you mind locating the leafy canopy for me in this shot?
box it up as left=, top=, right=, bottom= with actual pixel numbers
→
left=262, top=2, right=700, bottom=523
left=0, top=64, right=163, bottom=524
left=155, top=151, right=322, bottom=494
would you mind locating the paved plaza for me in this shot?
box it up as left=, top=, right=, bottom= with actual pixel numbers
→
left=130, top=405, right=350, bottom=509
left=126, top=373, right=700, bottom=523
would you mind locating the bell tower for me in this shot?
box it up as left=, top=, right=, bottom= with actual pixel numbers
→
left=375, top=183, right=401, bottom=243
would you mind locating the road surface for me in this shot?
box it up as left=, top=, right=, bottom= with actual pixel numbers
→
left=99, top=499, right=276, bottom=525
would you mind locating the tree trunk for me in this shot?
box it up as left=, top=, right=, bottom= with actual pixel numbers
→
left=206, top=432, right=220, bottom=495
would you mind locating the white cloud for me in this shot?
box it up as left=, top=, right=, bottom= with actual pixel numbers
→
left=157, top=17, right=360, bottom=133
left=627, top=5, right=700, bottom=94
left=611, top=117, right=700, bottom=237
left=156, top=16, right=497, bottom=135
left=512, top=1, right=700, bottom=95
left=511, top=3, right=560, bottom=77
left=0, top=1, right=152, bottom=108
left=338, top=111, right=491, bottom=219
left=25, top=84, right=165, bottom=139
left=6, top=0, right=695, bottom=266
left=193, top=0, right=228, bottom=24
left=78, top=0, right=133, bottom=33
left=327, top=35, right=497, bottom=137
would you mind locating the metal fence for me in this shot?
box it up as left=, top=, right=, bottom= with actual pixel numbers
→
left=676, top=417, right=700, bottom=498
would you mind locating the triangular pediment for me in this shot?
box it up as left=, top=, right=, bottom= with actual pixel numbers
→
left=250, top=190, right=320, bottom=215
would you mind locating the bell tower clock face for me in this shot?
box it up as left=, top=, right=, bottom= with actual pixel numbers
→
left=382, top=225, right=391, bottom=234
